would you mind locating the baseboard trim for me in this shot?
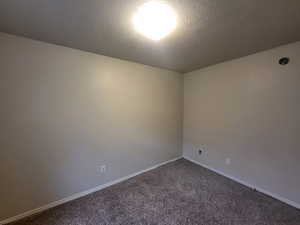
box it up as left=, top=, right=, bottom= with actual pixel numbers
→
left=0, top=156, right=182, bottom=225
left=183, top=156, right=300, bottom=210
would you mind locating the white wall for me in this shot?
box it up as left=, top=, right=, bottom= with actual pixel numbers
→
left=0, top=33, right=182, bottom=221
left=183, top=42, right=300, bottom=206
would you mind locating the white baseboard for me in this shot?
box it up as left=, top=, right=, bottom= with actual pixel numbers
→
left=0, top=157, right=182, bottom=225
left=183, top=156, right=300, bottom=210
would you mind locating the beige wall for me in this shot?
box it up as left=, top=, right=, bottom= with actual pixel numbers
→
left=0, top=33, right=182, bottom=221
left=183, top=42, right=300, bottom=206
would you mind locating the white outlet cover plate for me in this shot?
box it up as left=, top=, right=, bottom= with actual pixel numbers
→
left=226, top=158, right=231, bottom=165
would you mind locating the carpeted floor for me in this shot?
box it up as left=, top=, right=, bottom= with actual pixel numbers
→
left=10, top=159, right=300, bottom=225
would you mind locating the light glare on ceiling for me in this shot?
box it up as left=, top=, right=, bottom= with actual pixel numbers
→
left=132, top=1, right=177, bottom=41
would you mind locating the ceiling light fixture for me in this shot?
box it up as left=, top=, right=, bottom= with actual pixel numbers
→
left=132, top=1, right=177, bottom=41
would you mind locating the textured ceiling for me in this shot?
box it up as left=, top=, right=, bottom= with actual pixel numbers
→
left=0, top=0, right=300, bottom=73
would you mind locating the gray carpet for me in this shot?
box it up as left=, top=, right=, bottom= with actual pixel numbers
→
left=10, top=159, right=300, bottom=225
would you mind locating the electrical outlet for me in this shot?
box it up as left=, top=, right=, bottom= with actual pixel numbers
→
left=225, top=158, right=231, bottom=165
left=198, top=149, right=203, bottom=155
left=99, top=165, right=106, bottom=173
